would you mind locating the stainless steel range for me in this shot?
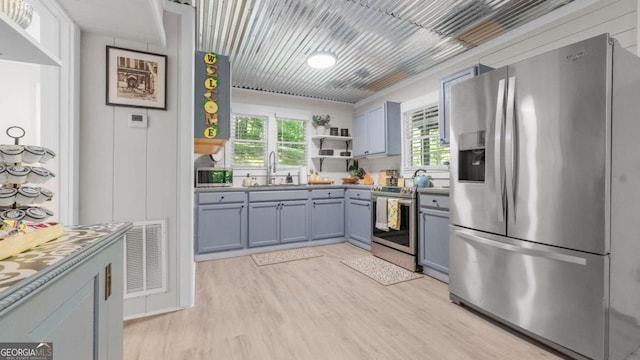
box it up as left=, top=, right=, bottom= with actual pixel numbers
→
left=370, top=186, right=420, bottom=272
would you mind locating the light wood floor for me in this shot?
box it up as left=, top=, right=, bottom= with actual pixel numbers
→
left=123, top=243, right=563, bottom=360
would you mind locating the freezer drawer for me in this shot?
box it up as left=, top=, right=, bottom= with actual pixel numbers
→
left=449, top=226, right=607, bottom=360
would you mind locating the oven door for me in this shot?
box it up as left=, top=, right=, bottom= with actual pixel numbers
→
left=370, top=195, right=416, bottom=255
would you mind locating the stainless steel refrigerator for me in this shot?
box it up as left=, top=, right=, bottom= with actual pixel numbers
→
left=449, top=33, right=640, bottom=360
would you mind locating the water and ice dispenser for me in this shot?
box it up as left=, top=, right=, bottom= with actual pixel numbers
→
left=458, top=130, right=485, bottom=182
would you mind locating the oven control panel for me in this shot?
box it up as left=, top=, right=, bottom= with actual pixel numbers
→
left=371, top=186, right=416, bottom=198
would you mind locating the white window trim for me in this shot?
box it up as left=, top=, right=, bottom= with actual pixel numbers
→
left=400, top=94, right=449, bottom=176
left=227, top=103, right=311, bottom=174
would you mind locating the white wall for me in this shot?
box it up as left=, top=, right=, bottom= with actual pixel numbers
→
left=79, top=9, right=188, bottom=317
left=230, top=88, right=356, bottom=185
left=355, top=0, right=638, bottom=184
left=0, top=62, right=40, bottom=145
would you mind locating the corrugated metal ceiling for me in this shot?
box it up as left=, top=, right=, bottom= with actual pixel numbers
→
left=196, top=0, right=574, bottom=103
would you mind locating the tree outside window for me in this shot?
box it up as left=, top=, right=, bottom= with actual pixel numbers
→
left=276, top=118, right=306, bottom=167
left=232, top=114, right=266, bottom=167
left=230, top=113, right=308, bottom=168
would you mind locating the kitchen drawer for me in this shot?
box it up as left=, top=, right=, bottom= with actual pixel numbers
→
left=419, top=193, right=449, bottom=210
left=345, top=189, right=371, bottom=201
left=311, top=189, right=345, bottom=199
left=249, top=190, right=309, bottom=202
left=199, top=192, right=247, bottom=204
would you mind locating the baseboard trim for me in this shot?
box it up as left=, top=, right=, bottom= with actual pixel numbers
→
left=123, top=306, right=185, bottom=322
left=346, top=238, right=371, bottom=251
left=195, top=237, right=347, bottom=261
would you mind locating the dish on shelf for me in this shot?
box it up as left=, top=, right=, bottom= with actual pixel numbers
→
left=318, top=149, right=334, bottom=156
left=0, top=0, right=34, bottom=29
left=340, top=151, right=351, bottom=157
left=0, top=166, right=7, bottom=183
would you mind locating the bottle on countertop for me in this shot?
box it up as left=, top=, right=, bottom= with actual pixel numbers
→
left=286, top=172, right=293, bottom=184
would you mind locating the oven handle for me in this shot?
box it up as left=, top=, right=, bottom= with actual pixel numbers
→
left=398, top=199, right=414, bottom=206
left=370, top=197, right=415, bottom=207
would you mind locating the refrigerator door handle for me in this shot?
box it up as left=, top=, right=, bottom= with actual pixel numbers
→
left=455, top=230, right=587, bottom=266
left=494, top=78, right=506, bottom=223
left=505, top=76, right=518, bottom=222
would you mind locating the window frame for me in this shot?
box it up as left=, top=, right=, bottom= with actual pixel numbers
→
left=227, top=103, right=311, bottom=173
left=402, top=102, right=450, bottom=173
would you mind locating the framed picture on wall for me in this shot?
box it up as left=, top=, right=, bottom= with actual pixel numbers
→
left=106, top=46, right=167, bottom=110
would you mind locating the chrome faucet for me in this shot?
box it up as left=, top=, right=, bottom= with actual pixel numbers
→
left=267, top=151, right=277, bottom=184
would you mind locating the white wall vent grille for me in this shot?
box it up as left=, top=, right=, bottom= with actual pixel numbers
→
left=124, top=220, right=167, bottom=298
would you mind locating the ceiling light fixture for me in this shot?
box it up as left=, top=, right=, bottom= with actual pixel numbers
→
left=307, top=52, right=337, bottom=69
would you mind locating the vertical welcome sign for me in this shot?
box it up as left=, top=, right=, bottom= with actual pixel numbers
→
left=194, top=51, right=230, bottom=153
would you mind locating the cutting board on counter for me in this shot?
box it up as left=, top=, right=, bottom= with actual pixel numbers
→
left=308, top=180, right=334, bottom=185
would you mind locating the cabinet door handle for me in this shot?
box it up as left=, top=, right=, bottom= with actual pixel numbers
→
left=328, top=192, right=331, bottom=197
left=105, top=263, right=112, bottom=301
left=432, top=199, right=437, bottom=203
left=313, top=201, right=316, bottom=208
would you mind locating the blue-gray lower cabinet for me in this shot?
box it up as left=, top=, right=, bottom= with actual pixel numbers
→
left=249, top=200, right=309, bottom=247
left=346, top=198, right=371, bottom=245
left=248, top=201, right=280, bottom=247
left=311, top=198, right=345, bottom=240
left=280, top=200, right=309, bottom=243
left=418, top=193, right=450, bottom=282
left=0, top=235, right=124, bottom=360
left=197, top=202, right=247, bottom=253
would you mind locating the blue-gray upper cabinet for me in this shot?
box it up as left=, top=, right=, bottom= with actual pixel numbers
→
left=352, top=101, right=401, bottom=157
left=352, top=112, right=367, bottom=157
left=439, top=64, right=493, bottom=144
left=345, top=189, right=371, bottom=248
left=418, top=193, right=450, bottom=282
left=311, top=189, right=345, bottom=240
left=196, top=192, right=247, bottom=253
